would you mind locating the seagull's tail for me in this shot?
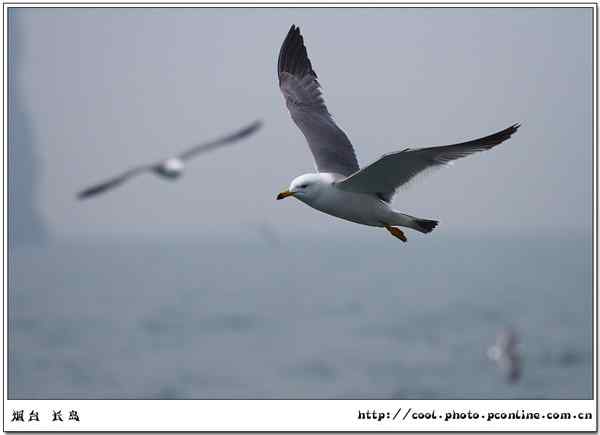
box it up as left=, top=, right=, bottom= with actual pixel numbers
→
left=390, top=212, right=438, bottom=234
left=412, top=218, right=439, bottom=234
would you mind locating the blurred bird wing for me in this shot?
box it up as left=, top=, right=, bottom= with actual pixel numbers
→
left=77, top=165, right=150, bottom=199
left=336, top=124, right=520, bottom=202
left=278, top=25, right=359, bottom=176
left=177, top=120, right=262, bottom=161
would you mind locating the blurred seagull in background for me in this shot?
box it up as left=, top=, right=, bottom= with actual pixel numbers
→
left=275, top=25, right=520, bottom=242
left=77, top=120, right=262, bottom=199
left=487, top=327, right=522, bottom=383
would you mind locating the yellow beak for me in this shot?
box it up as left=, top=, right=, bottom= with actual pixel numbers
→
left=276, top=190, right=295, bottom=200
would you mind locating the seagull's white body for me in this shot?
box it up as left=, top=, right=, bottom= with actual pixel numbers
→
left=276, top=25, right=520, bottom=241
left=290, top=173, right=415, bottom=229
left=154, top=157, right=184, bottom=178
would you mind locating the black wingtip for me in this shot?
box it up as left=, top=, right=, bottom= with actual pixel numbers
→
left=503, top=122, right=521, bottom=140
left=239, top=119, right=263, bottom=136
left=278, top=24, right=317, bottom=81
left=475, top=122, right=522, bottom=149
left=76, top=189, right=94, bottom=200
left=288, top=24, right=300, bottom=37
left=76, top=178, right=125, bottom=200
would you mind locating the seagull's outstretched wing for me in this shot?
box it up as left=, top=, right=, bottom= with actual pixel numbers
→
left=278, top=25, right=359, bottom=177
left=336, top=124, right=520, bottom=202
left=177, top=120, right=263, bottom=161
left=77, top=166, right=151, bottom=199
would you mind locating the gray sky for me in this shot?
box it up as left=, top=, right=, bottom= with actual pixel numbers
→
left=9, top=7, right=593, bottom=240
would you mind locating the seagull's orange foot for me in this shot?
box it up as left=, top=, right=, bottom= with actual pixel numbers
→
left=384, top=224, right=407, bottom=242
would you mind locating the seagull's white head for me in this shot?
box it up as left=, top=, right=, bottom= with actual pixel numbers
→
left=276, top=173, right=332, bottom=204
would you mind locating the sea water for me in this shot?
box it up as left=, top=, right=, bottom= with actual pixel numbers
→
left=8, top=234, right=592, bottom=399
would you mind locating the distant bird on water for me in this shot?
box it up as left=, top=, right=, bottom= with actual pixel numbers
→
left=77, top=120, right=262, bottom=199
left=275, top=25, right=520, bottom=242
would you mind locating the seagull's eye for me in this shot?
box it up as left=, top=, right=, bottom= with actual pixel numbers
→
left=299, top=184, right=308, bottom=189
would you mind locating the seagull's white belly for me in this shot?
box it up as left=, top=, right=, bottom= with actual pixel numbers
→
left=301, top=185, right=391, bottom=227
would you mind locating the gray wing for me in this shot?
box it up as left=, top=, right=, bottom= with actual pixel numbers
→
left=337, top=124, right=520, bottom=202
left=278, top=25, right=359, bottom=176
left=177, top=120, right=262, bottom=161
left=77, top=165, right=151, bottom=199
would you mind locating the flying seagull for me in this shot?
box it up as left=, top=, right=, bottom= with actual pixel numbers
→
left=77, top=120, right=262, bottom=199
left=487, top=327, right=522, bottom=383
left=275, top=25, right=520, bottom=242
